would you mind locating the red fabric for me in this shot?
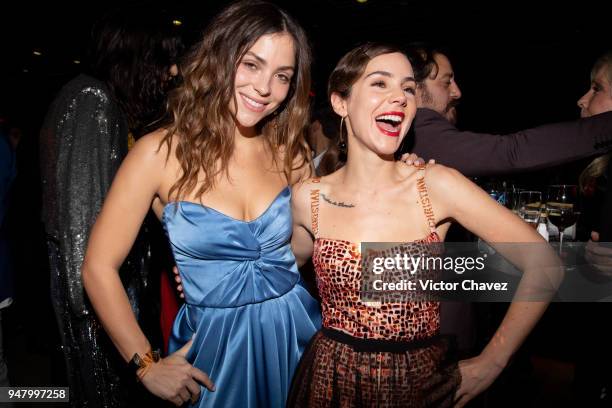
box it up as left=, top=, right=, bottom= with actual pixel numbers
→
left=160, top=270, right=180, bottom=354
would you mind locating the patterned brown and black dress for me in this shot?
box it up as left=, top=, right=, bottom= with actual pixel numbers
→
left=288, top=168, right=460, bottom=408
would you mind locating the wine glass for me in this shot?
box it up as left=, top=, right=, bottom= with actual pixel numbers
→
left=506, top=185, right=524, bottom=214
left=546, top=185, right=578, bottom=252
left=546, top=184, right=578, bottom=205
left=517, top=190, right=542, bottom=229
left=546, top=203, right=576, bottom=252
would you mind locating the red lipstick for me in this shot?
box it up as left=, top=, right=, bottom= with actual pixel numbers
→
left=375, top=111, right=404, bottom=137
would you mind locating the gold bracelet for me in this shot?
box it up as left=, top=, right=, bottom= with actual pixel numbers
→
left=129, top=348, right=161, bottom=382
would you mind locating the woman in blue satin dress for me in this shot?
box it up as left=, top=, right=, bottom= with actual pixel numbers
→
left=82, top=1, right=321, bottom=406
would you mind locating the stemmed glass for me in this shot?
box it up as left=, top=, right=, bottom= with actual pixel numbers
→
left=509, top=186, right=525, bottom=214
left=546, top=185, right=578, bottom=253
left=517, top=191, right=542, bottom=229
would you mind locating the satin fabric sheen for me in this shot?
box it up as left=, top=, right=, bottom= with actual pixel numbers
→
left=163, top=186, right=321, bottom=407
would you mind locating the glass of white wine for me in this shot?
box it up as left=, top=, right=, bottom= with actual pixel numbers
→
left=517, top=190, right=542, bottom=229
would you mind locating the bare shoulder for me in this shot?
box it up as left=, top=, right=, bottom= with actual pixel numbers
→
left=131, top=128, right=171, bottom=157
left=116, top=129, right=176, bottom=192
left=292, top=175, right=328, bottom=222
left=292, top=176, right=323, bottom=203
left=290, top=159, right=314, bottom=184
left=420, top=163, right=468, bottom=192
left=394, top=161, right=423, bottom=181
left=420, top=163, right=488, bottom=219
left=279, top=144, right=313, bottom=184
left=129, top=128, right=181, bottom=169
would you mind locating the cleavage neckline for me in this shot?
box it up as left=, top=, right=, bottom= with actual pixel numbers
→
left=163, top=185, right=290, bottom=224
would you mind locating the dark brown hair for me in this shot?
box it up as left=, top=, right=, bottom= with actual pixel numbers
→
left=328, top=43, right=405, bottom=100
left=162, top=0, right=312, bottom=201
left=318, top=42, right=405, bottom=174
left=404, top=43, right=443, bottom=83
left=90, top=6, right=184, bottom=137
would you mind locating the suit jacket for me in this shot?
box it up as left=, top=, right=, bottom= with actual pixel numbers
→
left=410, top=108, right=612, bottom=177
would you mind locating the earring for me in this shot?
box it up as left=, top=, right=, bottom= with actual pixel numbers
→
left=338, top=116, right=347, bottom=152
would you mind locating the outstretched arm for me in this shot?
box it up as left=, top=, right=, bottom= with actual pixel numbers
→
left=425, top=165, right=562, bottom=407
left=412, top=108, right=612, bottom=177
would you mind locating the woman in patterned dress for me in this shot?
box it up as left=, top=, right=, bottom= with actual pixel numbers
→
left=287, top=43, right=560, bottom=408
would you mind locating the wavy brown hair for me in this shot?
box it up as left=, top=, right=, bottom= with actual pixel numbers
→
left=318, top=43, right=406, bottom=174
left=162, top=0, right=312, bottom=201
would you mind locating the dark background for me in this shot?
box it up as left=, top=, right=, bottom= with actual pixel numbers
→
left=0, top=1, right=608, bottom=405
left=0, top=0, right=608, bottom=136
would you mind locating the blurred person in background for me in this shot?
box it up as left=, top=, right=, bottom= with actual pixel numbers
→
left=405, top=43, right=612, bottom=176
left=579, top=51, right=612, bottom=246
left=575, top=50, right=612, bottom=407
left=307, top=105, right=340, bottom=175
left=39, top=6, right=183, bottom=407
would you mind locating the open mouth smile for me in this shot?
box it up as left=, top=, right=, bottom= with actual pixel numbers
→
left=375, top=111, right=404, bottom=137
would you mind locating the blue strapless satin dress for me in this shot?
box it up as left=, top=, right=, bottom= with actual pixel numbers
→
left=163, top=186, right=321, bottom=407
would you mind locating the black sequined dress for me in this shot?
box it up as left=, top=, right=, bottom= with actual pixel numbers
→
left=40, top=75, right=157, bottom=407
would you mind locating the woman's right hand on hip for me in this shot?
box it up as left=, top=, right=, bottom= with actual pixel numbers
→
left=140, top=339, right=215, bottom=406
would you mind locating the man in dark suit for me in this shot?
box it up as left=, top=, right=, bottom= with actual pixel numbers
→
left=405, top=45, right=612, bottom=176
